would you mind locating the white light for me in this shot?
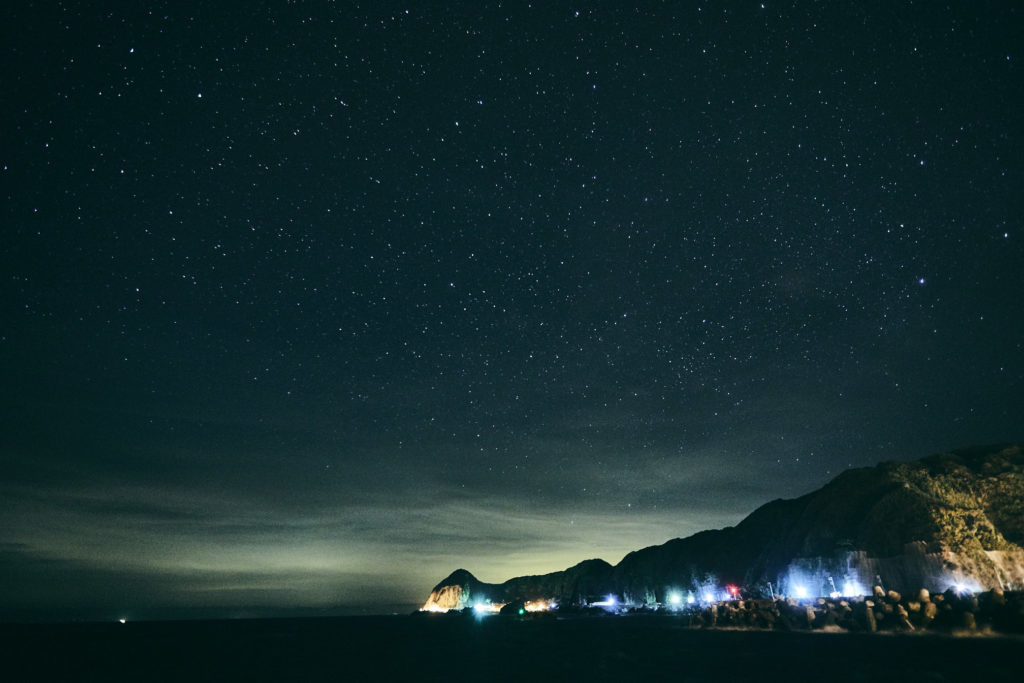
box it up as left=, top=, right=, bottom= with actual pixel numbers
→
left=119, top=618, right=126, bottom=624
left=687, top=595, right=695, bottom=604
left=794, top=585, right=809, bottom=599
left=842, top=581, right=864, bottom=597
left=524, top=599, right=555, bottom=612
left=668, top=592, right=682, bottom=606
left=703, top=592, right=714, bottom=603
left=421, top=604, right=447, bottom=613
left=472, top=602, right=504, bottom=614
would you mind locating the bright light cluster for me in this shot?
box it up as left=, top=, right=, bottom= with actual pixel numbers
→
left=692, top=576, right=727, bottom=604
left=421, top=604, right=448, bottom=613
left=783, top=572, right=870, bottom=600
left=423, top=568, right=990, bottom=618
left=950, top=579, right=981, bottom=595
left=472, top=602, right=502, bottom=614
left=665, top=588, right=731, bottom=608
left=425, top=599, right=558, bottom=615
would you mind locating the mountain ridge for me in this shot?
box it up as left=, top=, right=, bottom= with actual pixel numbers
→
left=421, top=443, right=1024, bottom=611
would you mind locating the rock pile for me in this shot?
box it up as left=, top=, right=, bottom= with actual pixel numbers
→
left=681, top=587, right=1024, bottom=634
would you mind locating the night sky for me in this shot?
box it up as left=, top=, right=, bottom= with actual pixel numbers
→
left=2, top=2, right=1022, bottom=620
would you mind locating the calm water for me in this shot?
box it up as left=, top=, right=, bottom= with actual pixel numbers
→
left=4, top=614, right=1020, bottom=682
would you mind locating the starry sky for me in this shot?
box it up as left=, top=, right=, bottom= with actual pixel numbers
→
left=2, top=1, right=1022, bottom=620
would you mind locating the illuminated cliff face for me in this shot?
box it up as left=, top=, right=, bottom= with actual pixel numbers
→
left=422, top=445, right=1024, bottom=607
left=769, top=446, right=1024, bottom=596
left=776, top=544, right=1024, bottom=599
left=613, top=445, right=1024, bottom=599
left=419, top=569, right=501, bottom=612
left=421, top=583, right=467, bottom=612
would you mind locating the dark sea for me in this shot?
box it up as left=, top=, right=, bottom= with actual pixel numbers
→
left=4, top=614, right=1020, bottom=682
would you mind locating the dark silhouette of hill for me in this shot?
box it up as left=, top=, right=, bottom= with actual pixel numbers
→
left=422, top=444, right=1024, bottom=609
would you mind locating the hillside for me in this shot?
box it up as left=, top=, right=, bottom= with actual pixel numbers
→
left=421, top=444, right=1024, bottom=610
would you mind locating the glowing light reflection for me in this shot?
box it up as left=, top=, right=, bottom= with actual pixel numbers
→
left=842, top=580, right=865, bottom=597
left=524, top=599, right=556, bottom=612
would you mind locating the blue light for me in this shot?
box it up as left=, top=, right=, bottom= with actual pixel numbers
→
left=842, top=580, right=864, bottom=597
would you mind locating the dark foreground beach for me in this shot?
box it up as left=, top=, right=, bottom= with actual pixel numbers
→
left=4, top=614, right=1021, bottom=682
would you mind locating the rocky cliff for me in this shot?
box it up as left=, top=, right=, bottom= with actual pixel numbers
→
left=421, top=559, right=615, bottom=611
left=422, top=444, right=1024, bottom=610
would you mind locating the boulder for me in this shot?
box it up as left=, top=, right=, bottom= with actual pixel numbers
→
left=863, top=603, right=878, bottom=632
left=921, top=601, right=938, bottom=627
left=896, top=604, right=915, bottom=631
